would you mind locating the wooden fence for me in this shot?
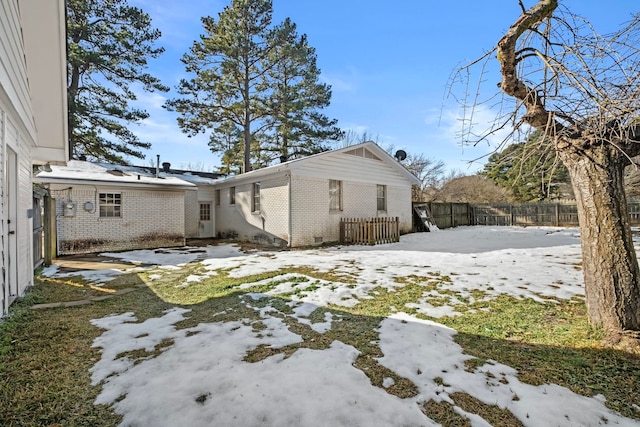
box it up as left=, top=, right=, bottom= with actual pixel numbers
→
left=340, top=217, right=400, bottom=245
left=416, top=201, right=640, bottom=229
left=471, top=203, right=578, bottom=226
left=418, top=201, right=640, bottom=229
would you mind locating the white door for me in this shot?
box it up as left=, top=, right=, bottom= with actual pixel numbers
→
left=6, top=147, right=18, bottom=302
left=198, top=202, right=213, bottom=238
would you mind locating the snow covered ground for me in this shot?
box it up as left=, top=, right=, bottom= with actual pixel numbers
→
left=42, top=226, right=640, bottom=426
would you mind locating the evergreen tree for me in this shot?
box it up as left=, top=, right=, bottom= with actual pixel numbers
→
left=209, top=122, right=243, bottom=174
left=67, top=0, right=167, bottom=163
left=482, top=131, right=570, bottom=202
left=166, top=0, right=274, bottom=173
left=261, top=18, right=343, bottom=161
left=167, top=0, right=341, bottom=172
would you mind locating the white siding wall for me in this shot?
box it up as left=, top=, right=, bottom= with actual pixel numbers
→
left=16, top=122, right=33, bottom=296
left=215, top=175, right=289, bottom=246
left=0, top=0, right=36, bottom=141
left=1, top=0, right=36, bottom=317
left=0, top=102, right=35, bottom=315
left=50, top=185, right=185, bottom=254
left=1, top=0, right=67, bottom=316
left=0, top=110, right=5, bottom=315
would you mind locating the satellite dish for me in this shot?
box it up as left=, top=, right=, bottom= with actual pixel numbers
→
left=394, top=150, right=407, bottom=161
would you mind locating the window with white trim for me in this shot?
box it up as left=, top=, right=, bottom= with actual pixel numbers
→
left=252, top=183, right=260, bottom=212
left=99, top=192, right=121, bottom=218
left=200, top=203, right=211, bottom=221
left=329, top=180, right=342, bottom=211
left=376, top=185, right=386, bottom=211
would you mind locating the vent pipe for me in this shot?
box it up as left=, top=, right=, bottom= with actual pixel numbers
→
left=156, top=155, right=160, bottom=178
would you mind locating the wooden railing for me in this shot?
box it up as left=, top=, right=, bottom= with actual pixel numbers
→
left=340, top=217, right=400, bottom=245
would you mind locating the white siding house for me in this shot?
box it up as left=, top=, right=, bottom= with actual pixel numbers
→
left=214, top=142, right=420, bottom=247
left=1, top=0, right=68, bottom=316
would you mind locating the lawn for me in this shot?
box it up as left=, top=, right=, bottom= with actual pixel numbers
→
left=1, top=226, right=639, bottom=426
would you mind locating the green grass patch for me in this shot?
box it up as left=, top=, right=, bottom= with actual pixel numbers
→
left=2, top=262, right=639, bottom=425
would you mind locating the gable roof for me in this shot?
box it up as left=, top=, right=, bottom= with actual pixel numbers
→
left=33, top=160, right=197, bottom=189
left=216, top=141, right=421, bottom=186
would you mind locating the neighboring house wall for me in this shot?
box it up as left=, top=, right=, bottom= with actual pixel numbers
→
left=50, top=185, right=186, bottom=254
left=1, top=0, right=61, bottom=316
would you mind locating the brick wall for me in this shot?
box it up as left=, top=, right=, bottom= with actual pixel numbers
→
left=290, top=177, right=413, bottom=247
left=215, top=176, right=289, bottom=246
left=53, top=185, right=185, bottom=254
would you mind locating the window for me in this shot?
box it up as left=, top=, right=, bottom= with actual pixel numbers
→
left=99, top=192, right=121, bottom=218
left=200, top=203, right=211, bottom=221
left=329, top=180, right=342, bottom=211
left=376, top=185, right=386, bottom=211
left=252, top=182, right=261, bottom=212
left=229, top=187, right=236, bottom=205
left=215, top=189, right=220, bottom=206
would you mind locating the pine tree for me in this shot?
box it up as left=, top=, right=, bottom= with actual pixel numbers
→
left=261, top=18, right=343, bottom=161
left=166, top=0, right=274, bottom=173
left=67, top=0, right=167, bottom=163
left=166, top=0, right=341, bottom=172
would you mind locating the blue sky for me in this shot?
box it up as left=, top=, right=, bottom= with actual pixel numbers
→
left=126, top=0, right=638, bottom=173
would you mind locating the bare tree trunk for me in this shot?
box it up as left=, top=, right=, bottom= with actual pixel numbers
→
left=561, top=144, right=640, bottom=336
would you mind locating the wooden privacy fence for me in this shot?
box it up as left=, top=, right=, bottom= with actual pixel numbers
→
left=340, top=217, right=400, bottom=245
left=471, top=201, right=640, bottom=227
left=416, top=201, right=640, bottom=229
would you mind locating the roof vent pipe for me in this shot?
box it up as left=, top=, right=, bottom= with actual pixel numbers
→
left=156, top=154, right=160, bottom=178
left=162, top=162, right=171, bottom=172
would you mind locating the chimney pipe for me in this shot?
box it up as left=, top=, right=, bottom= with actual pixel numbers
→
left=156, top=155, right=160, bottom=178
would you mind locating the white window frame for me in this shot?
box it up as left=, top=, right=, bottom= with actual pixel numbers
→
left=99, top=192, right=122, bottom=218
left=252, top=182, right=261, bottom=213
left=376, top=184, right=387, bottom=212
left=229, top=187, right=236, bottom=205
left=199, top=203, right=211, bottom=221
left=329, top=179, right=342, bottom=211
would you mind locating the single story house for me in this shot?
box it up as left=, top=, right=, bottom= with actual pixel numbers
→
left=35, top=141, right=420, bottom=254
left=33, top=161, right=224, bottom=255
left=213, top=141, right=421, bottom=247
left=1, top=0, right=68, bottom=316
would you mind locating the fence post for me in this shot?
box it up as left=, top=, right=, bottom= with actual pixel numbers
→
left=555, top=203, right=559, bottom=226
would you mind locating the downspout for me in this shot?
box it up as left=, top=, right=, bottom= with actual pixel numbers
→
left=287, top=173, right=292, bottom=247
